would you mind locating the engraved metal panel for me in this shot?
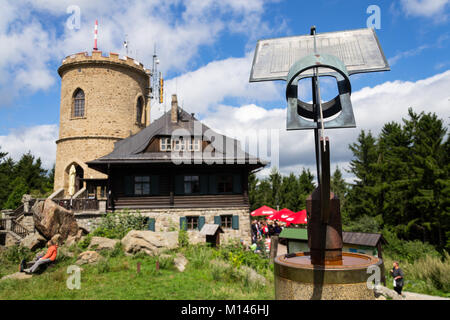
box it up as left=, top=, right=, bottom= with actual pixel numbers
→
left=250, top=28, right=389, bottom=82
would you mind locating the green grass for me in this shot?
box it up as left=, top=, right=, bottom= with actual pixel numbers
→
left=0, top=245, right=274, bottom=300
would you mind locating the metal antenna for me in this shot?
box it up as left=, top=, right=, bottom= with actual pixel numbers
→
left=124, top=34, right=129, bottom=56
left=93, top=20, right=98, bottom=51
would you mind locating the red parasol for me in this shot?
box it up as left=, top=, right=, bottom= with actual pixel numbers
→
left=267, top=208, right=295, bottom=220
left=284, top=210, right=308, bottom=226
left=250, top=205, right=277, bottom=217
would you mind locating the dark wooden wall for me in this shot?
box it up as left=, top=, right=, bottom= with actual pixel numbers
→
left=109, top=165, right=250, bottom=209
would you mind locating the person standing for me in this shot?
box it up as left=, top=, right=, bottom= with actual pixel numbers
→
left=390, top=261, right=404, bottom=295
left=251, top=220, right=258, bottom=244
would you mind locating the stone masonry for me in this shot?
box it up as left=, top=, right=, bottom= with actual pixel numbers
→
left=136, top=207, right=252, bottom=245
left=54, top=51, right=151, bottom=195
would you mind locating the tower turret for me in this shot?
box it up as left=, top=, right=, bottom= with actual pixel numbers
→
left=54, top=51, right=151, bottom=197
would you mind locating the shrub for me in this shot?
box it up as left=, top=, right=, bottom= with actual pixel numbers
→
left=77, top=234, right=92, bottom=250
left=185, top=244, right=213, bottom=269
left=178, top=221, right=189, bottom=248
left=158, top=255, right=174, bottom=270
left=402, top=252, right=450, bottom=293
left=92, top=210, right=148, bottom=239
left=1, top=245, right=33, bottom=264
left=96, top=259, right=111, bottom=274
left=215, top=240, right=271, bottom=274
left=109, top=242, right=124, bottom=258
left=382, top=228, right=440, bottom=263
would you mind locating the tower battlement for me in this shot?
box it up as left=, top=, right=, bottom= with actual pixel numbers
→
left=58, top=51, right=150, bottom=77
left=54, top=49, right=151, bottom=196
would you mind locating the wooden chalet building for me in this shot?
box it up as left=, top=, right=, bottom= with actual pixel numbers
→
left=87, top=95, right=265, bottom=243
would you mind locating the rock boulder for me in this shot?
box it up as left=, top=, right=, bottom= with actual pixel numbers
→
left=65, top=229, right=86, bottom=247
left=20, top=233, right=47, bottom=251
left=88, top=237, right=119, bottom=251
left=174, top=253, right=188, bottom=272
left=1, top=272, right=33, bottom=281
left=121, top=230, right=178, bottom=256
left=32, top=199, right=79, bottom=242
left=76, top=251, right=102, bottom=265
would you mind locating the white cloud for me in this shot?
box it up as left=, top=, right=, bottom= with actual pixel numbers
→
left=400, top=0, right=450, bottom=20
left=0, top=0, right=281, bottom=107
left=2, top=70, right=449, bottom=177
left=0, top=124, right=59, bottom=169
left=198, top=70, right=450, bottom=181
left=151, top=52, right=283, bottom=120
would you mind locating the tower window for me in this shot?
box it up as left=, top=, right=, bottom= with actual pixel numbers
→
left=73, top=89, right=85, bottom=117
left=136, top=96, right=144, bottom=124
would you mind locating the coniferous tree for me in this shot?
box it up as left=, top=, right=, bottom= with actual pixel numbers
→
left=280, top=173, right=300, bottom=211
left=346, top=130, right=379, bottom=219
left=297, top=168, right=315, bottom=210
left=0, top=148, right=14, bottom=209
left=402, top=109, right=448, bottom=245
left=269, top=167, right=282, bottom=210
left=0, top=149, right=54, bottom=209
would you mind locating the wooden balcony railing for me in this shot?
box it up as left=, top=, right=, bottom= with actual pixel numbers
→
left=53, top=198, right=99, bottom=211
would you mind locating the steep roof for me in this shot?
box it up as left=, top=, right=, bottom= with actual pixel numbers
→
left=87, top=107, right=266, bottom=169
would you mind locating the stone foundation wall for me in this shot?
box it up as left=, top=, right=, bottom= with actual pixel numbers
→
left=133, top=207, right=251, bottom=245
left=74, top=213, right=106, bottom=233
left=71, top=207, right=251, bottom=245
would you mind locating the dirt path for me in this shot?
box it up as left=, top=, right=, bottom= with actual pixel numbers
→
left=401, top=291, right=449, bottom=300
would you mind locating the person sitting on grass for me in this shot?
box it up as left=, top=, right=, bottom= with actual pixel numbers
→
left=24, top=240, right=58, bottom=274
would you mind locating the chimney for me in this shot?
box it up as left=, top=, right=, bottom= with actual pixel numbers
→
left=171, top=94, right=178, bottom=123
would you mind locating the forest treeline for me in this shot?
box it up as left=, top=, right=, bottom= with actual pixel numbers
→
left=0, top=108, right=448, bottom=250
left=0, top=150, right=53, bottom=210
left=249, top=108, right=449, bottom=251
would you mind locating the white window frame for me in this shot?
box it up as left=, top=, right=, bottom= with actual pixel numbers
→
left=173, top=137, right=187, bottom=151
left=193, top=138, right=201, bottom=152
left=160, top=137, right=172, bottom=151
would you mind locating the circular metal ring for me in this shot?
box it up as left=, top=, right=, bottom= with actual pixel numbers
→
left=285, top=54, right=352, bottom=120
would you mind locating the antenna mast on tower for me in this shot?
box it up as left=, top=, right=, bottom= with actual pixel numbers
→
left=151, top=45, right=163, bottom=105
left=123, top=34, right=129, bottom=56
left=93, top=20, right=99, bottom=51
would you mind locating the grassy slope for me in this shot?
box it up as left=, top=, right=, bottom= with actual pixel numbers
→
left=1, top=244, right=448, bottom=299
left=0, top=247, right=274, bottom=300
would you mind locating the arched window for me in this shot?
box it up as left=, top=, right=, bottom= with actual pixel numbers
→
left=73, top=89, right=85, bottom=117
left=136, top=96, right=144, bottom=124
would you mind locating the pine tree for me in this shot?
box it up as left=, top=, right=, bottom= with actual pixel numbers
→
left=269, top=167, right=282, bottom=210
left=4, top=177, right=29, bottom=209
left=403, top=109, right=448, bottom=245
left=0, top=148, right=14, bottom=209
left=280, top=173, right=300, bottom=211
left=248, top=173, right=259, bottom=211
left=298, top=168, right=315, bottom=210
left=346, top=130, right=379, bottom=219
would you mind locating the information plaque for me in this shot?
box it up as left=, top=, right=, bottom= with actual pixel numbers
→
left=249, top=28, right=389, bottom=82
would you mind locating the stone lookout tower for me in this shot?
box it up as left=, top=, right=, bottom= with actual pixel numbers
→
left=54, top=51, right=151, bottom=198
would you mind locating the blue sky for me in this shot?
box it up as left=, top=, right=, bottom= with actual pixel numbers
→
left=0, top=0, right=449, bottom=180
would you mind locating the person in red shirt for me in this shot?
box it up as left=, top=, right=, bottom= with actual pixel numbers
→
left=24, top=240, right=58, bottom=274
